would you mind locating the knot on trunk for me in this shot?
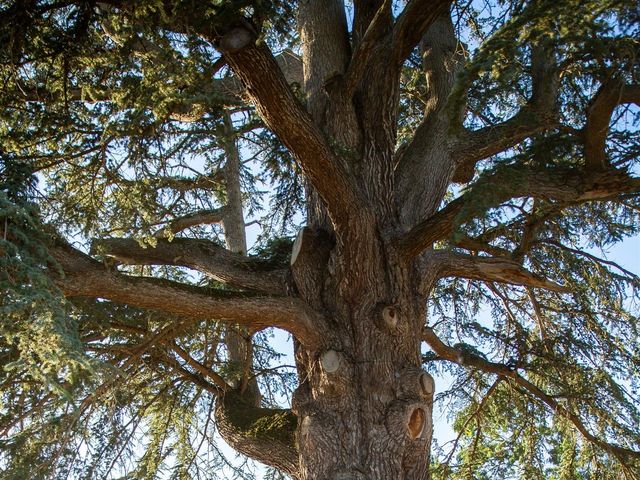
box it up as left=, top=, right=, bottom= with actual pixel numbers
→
left=385, top=398, right=433, bottom=443
left=374, top=303, right=402, bottom=333
left=317, top=349, right=353, bottom=401
left=397, top=366, right=435, bottom=400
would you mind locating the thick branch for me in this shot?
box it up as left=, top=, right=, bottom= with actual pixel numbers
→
left=391, top=0, right=453, bottom=67
left=422, top=327, right=640, bottom=465
left=90, top=237, right=287, bottom=296
left=215, top=392, right=298, bottom=477
left=396, top=166, right=640, bottom=260
left=395, top=9, right=465, bottom=226
left=584, top=79, right=639, bottom=171
left=216, top=26, right=362, bottom=228
left=344, top=0, right=391, bottom=96
left=51, top=241, right=321, bottom=345
left=620, top=84, right=640, bottom=106
left=431, top=251, right=569, bottom=292
left=451, top=106, right=558, bottom=183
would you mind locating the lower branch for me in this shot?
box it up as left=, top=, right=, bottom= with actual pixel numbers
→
left=431, top=251, right=569, bottom=292
left=51, top=241, right=323, bottom=346
left=422, top=327, right=640, bottom=466
left=215, top=392, right=298, bottom=477
left=91, top=237, right=287, bottom=296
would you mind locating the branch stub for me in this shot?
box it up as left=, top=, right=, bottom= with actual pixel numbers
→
left=408, top=407, right=426, bottom=440
left=320, top=350, right=341, bottom=374
left=419, top=372, right=434, bottom=396
left=382, top=306, right=398, bottom=328
left=219, top=27, right=254, bottom=53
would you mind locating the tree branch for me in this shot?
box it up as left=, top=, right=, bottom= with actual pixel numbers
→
left=155, top=207, right=227, bottom=237
left=394, top=9, right=465, bottom=226
left=391, top=0, right=453, bottom=67
left=584, top=79, right=639, bottom=171
left=344, top=0, right=392, bottom=96
left=451, top=106, right=558, bottom=183
left=18, top=51, right=301, bottom=122
left=215, top=391, right=298, bottom=477
left=167, top=341, right=231, bottom=391
left=215, top=25, right=363, bottom=228
left=422, top=327, right=640, bottom=465
left=431, top=251, right=569, bottom=292
left=90, top=237, right=287, bottom=296
left=51, top=241, right=321, bottom=346
left=396, top=166, right=640, bottom=260
left=451, top=39, right=559, bottom=183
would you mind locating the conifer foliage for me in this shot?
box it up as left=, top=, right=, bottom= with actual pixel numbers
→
left=0, top=1, right=639, bottom=479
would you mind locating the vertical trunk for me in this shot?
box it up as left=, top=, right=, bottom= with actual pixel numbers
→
left=292, top=223, right=436, bottom=479
left=293, top=4, right=447, bottom=477
left=221, top=110, right=261, bottom=405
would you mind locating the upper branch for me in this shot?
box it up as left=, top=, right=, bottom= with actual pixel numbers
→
left=18, top=51, right=301, bottom=123
left=584, top=79, right=640, bottom=171
left=155, top=207, right=227, bottom=237
left=344, top=0, right=392, bottom=96
left=395, top=166, right=640, bottom=260
left=391, top=0, right=453, bottom=67
left=214, top=25, right=363, bottom=228
left=451, top=106, right=558, bottom=183
left=51, top=241, right=322, bottom=346
left=430, top=251, right=569, bottom=292
left=422, top=327, right=640, bottom=465
left=90, top=237, right=287, bottom=296
left=451, top=39, right=559, bottom=183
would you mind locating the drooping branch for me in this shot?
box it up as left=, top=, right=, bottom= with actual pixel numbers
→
left=90, top=237, right=287, bottom=296
left=584, top=79, right=639, bottom=172
left=431, top=251, right=569, bottom=292
left=391, top=0, right=453, bottom=67
left=214, top=25, right=363, bottom=228
left=215, top=392, right=298, bottom=477
left=51, top=241, right=322, bottom=345
left=422, top=327, right=640, bottom=466
left=396, top=166, right=640, bottom=260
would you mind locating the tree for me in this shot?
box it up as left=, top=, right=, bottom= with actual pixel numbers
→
left=0, top=0, right=639, bottom=478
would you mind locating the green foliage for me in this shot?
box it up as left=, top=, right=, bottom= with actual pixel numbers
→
left=0, top=0, right=638, bottom=478
left=0, top=155, right=93, bottom=389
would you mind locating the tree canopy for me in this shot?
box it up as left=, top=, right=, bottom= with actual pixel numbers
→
left=0, top=0, right=639, bottom=479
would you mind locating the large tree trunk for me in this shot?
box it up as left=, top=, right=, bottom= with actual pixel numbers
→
left=290, top=222, right=436, bottom=479
left=289, top=3, right=438, bottom=477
